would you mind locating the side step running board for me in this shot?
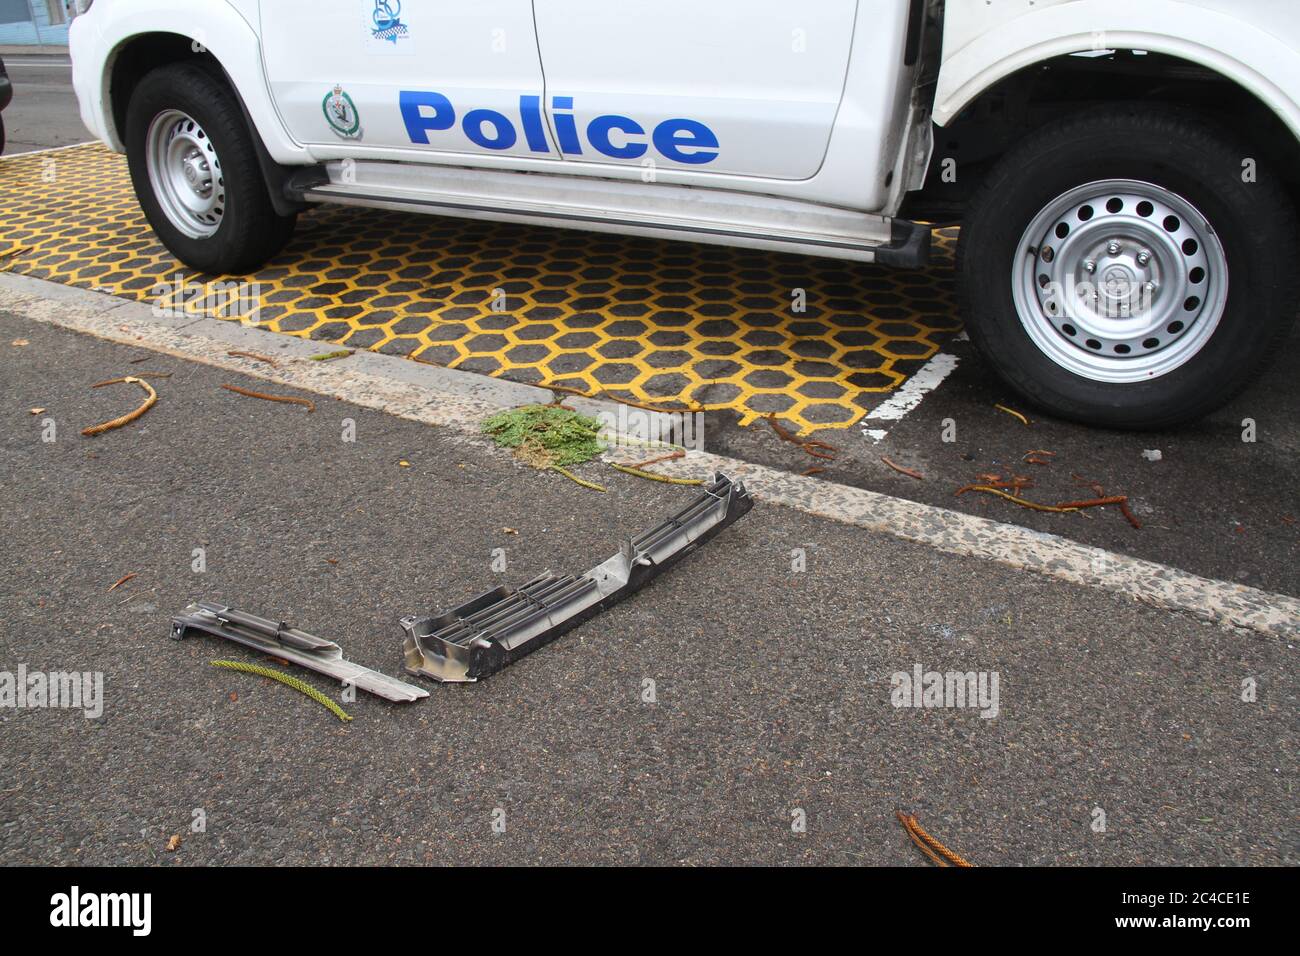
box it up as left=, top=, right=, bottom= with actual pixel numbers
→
left=402, top=472, right=754, bottom=683
left=172, top=602, right=429, bottom=702
left=298, top=159, right=930, bottom=267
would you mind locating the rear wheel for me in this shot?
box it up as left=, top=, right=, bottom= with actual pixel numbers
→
left=124, top=63, right=295, bottom=274
left=958, top=106, right=1298, bottom=428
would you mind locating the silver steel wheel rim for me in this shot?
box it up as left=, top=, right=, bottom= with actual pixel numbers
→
left=1012, top=178, right=1228, bottom=384
left=145, top=109, right=225, bottom=240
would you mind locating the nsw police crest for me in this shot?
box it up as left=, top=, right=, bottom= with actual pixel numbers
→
left=323, top=84, right=362, bottom=139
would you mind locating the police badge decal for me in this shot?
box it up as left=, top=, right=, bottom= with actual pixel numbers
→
left=322, top=83, right=362, bottom=139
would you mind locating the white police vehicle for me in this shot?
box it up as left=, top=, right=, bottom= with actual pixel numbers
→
left=69, top=1, right=1300, bottom=427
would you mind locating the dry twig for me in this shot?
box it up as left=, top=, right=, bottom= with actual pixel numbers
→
left=896, top=811, right=974, bottom=867
left=955, top=484, right=1080, bottom=514
left=81, top=376, right=158, bottom=437
left=221, top=384, right=315, bottom=412
left=226, top=350, right=279, bottom=368
left=107, top=573, right=137, bottom=593
left=881, top=456, right=924, bottom=480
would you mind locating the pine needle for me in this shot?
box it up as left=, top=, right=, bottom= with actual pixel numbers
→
left=550, top=465, right=606, bottom=492
left=610, top=464, right=703, bottom=485
left=482, top=404, right=606, bottom=468
left=211, top=660, right=352, bottom=722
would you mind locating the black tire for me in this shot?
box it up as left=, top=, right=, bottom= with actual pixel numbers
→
left=124, top=63, right=295, bottom=274
left=0, top=113, right=6, bottom=155
left=957, top=105, right=1299, bottom=429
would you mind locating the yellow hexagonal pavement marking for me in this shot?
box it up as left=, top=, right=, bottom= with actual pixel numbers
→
left=1, top=144, right=962, bottom=433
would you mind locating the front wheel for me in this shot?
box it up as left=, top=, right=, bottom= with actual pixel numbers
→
left=124, top=63, right=296, bottom=275
left=957, top=106, right=1298, bottom=429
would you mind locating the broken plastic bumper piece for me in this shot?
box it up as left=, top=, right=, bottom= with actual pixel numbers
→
left=402, top=472, right=753, bottom=683
left=172, top=602, right=429, bottom=703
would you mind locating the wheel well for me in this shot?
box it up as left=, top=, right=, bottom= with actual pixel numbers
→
left=108, top=32, right=228, bottom=144
left=902, top=51, right=1300, bottom=223
left=106, top=32, right=313, bottom=218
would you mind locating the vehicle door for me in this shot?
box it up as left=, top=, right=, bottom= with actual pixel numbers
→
left=531, top=0, right=860, bottom=179
left=259, top=1, right=557, bottom=161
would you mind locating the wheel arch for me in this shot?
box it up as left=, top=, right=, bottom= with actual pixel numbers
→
left=107, top=32, right=223, bottom=149
left=905, top=49, right=1300, bottom=221
left=933, top=1, right=1300, bottom=142
left=86, top=3, right=308, bottom=167
left=100, top=27, right=314, bottom=217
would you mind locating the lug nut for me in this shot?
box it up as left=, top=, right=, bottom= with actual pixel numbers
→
left=1083, top=259, right=1096, bottom=274
left=1136, top=249, right=1151, bottom=266
left=1107, top=240, right=1122, bottom=256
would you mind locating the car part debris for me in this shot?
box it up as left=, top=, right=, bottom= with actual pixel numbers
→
left=81, top=376, right=158, bottom=437
left=211, top=659, right=353, bottom=722
left=171, top=602, right=428, bottom=702
left=896, top=810, right=975, bottom=867
left=402, top=472, right=753, bottom=683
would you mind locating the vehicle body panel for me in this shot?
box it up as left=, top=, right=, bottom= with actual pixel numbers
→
left=69, top=0, right=919, bottom=213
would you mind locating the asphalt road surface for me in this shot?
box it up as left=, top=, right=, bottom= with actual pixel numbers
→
left=1, top=54, right=1296, bottom=866
left=0, top=54, right=85, bottom=155
left=1, top=314, right=1294, bottom=865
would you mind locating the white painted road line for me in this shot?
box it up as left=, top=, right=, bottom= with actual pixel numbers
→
left=655, top=451, right=1299, bottom=640
left=2, top=271, right=1296, bottom=639
left=861, top=350, right=959, bottom=442
left=0, top=140, right=99, bottom=159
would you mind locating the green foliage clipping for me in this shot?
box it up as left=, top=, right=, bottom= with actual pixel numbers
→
left=481, top=404, right=606, bottom=468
